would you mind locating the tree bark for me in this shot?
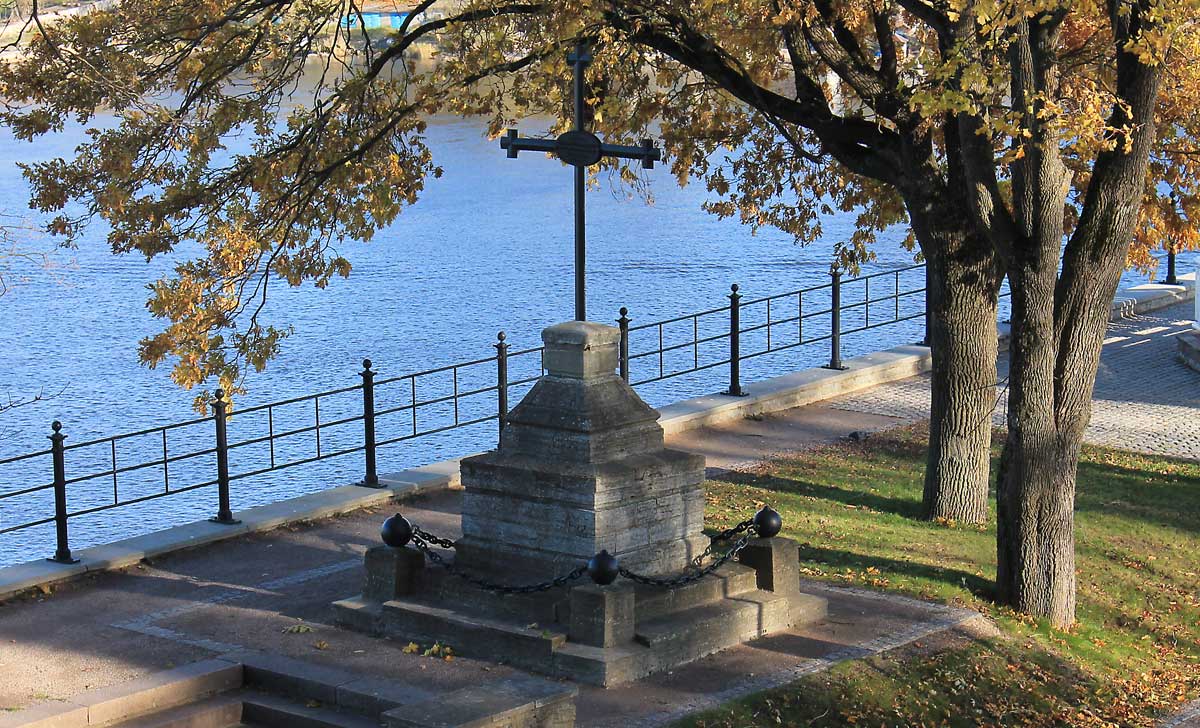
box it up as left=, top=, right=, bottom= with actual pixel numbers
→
left=923, top=243, right=999, bottom=523
left=905, top=184, right=1002, bottom=524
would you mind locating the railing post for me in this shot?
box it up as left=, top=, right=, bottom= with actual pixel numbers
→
left=825, top=270, right=848, bottom=370
left=359, top=359, right=380, bottom=488
left=618, top=307, right=631, bottom=383
left=1166, top=242, right=1179, bottom=285
left=47, top=421, right=78, bottom=564
left=210, top=390, right=239, bottom=525
left=495, top=332, right=509, bottom=437
left=726, top=283, right=746, bottom=396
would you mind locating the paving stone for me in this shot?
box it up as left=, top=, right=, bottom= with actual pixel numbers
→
left=827, top=302, right=1200, bottom=460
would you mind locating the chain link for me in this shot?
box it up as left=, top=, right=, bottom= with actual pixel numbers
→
left=410, top=531, right=588, bottom=595
left=619, top=531, right=755, bottom=588
left=687, top=518, right=755, bottom=569
left=405, top=515, right=760, bottom=593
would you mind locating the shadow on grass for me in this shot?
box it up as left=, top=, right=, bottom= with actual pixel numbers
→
left=717, top=470, right=925, bottom=520
left=796, top=544, right=995, bottom=599
left=1073, top=458, right=1200, bottom=534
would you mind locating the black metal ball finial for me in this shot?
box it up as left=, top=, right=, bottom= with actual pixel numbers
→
left=381, top=513, right=413, bottom=548
left=587, top=550, right=620, bottom=585
left=753, top=506, right=783, bottom=538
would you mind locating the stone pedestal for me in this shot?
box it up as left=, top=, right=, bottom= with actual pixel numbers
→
left=333, top=320, right=829, bottom=687
left=363, top=545, right=425, bottom=601
left=457, top=322, right=707, bottom=578
left=738, top=537, right=801, bottom=595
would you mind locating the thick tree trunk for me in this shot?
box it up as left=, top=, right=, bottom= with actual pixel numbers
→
left=994, top=262, right=1087, bottom=627
left=905, top=183, right=1002, bottom=524
left=922, top=244, right=999, bottom=523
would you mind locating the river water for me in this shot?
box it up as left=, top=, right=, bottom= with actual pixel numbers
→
left=0, top=113, right=1187, bottom=567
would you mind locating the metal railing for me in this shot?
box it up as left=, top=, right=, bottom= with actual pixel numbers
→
left=0, top=262, right=933, bottom=563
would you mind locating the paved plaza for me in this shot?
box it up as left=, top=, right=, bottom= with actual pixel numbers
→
left=828, top=301, right=1200, bottom=459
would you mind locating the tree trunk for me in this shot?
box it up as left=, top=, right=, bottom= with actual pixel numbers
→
left=922, top=244, right=1000, bottom=523
left=905, top=184, right=1002, bottom=524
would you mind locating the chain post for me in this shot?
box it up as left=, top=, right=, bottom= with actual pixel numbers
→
left=495, top=332, right=509, bottom=437
left=618, top=307, right=631, bottom=383
left=726, top=284, right=746, bottom=396
left=210, top=390, right=239, bottom=525
left=825, top=270, right=848, bottom=370
left=47, top=421, right=78, bottom=564
left=359, top=359, right=380, bottom=488
left=1166, top=242, right=1179, bottom=285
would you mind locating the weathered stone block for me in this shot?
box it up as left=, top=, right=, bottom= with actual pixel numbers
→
left=363, top=545, right=425, bottom=602
left=737, top=537, right=800, bottom=595
left=568, top=582, right=636, bottom=648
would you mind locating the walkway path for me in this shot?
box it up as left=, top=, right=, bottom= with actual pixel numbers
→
left=826, top=301, right=1200, bottom=459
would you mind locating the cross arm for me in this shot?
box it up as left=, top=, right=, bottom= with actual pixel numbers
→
left=599, top=139, right=661, bottom=169
left=500, top=129, right=557, bottom=158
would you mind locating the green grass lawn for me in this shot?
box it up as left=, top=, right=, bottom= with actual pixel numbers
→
left=680, top=423, right=1200, bottom=728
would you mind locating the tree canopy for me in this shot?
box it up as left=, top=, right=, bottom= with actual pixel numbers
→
left=1, top=0, right=1196, bottom=625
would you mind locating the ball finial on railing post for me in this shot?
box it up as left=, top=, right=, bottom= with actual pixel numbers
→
left=753, top=506, right=783, bottom=538
left=587, top=550, right=620, bottom=585
left=381, top=514, right=413, bottom=548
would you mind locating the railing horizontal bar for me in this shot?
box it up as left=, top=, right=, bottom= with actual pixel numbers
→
left=67, top=479, right=218, bottom=519
left=376, top=356, right=495, bottom=385
left=631, top=357, right=730, bottom=387
left=629, top=305, right=728, bottom=331
left=0, top=449, right=52, bottom=466
left=227, top=444, right=365, bottom=483
left=841, top=311, right=925, bottom=336
left=236, top=383, right=362, bottom=414
left=375, top=414, right=496, bottom=448
left=507, top=345, right=546, bottom=358
left=740, top=282, right=834, bottom=308
left=0, top=515, right=56, bottom=534
left=0, top=482, right=55, bottom=500
left=848, top=263, right=925, bottom=282
left=66, top=415, right=217, bottom=451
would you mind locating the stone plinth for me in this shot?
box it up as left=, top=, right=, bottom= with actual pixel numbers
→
left=457, top=321, right=708, bottom=578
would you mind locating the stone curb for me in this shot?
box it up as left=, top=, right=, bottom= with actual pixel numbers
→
left=1, top=276, right=1193, bottom=603
left=1110, top=272, right=1195, bottom=321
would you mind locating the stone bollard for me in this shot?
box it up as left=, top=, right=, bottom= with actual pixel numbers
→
left=737, top=537, right=801, bottom=596
left=568, top=582, right=637, bottom=647
left=363, top=545, right=426, bottom=602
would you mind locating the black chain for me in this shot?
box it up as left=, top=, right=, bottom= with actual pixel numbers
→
left=412, top=525, right=455, bottom=550
left=619, top=531, right=755, bottom=589
left=688, top=518, right=755, bottom=569
left=410, top=531, right=588, bottom=595
left=405, top=516, right=759, bottom=593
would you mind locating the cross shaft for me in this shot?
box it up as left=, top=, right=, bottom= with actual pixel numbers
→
left=499, top=42, right=661, bottom=322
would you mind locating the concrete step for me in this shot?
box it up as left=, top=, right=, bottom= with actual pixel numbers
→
left=240, top=692, right=381, bottom=728
left=383, top=676, right=577, bottom=728
left=113, top=694, right=244, bottom=728
left=635, top=591, right=794, bottom=657
left=340, top=595, right=569, bottom=667
left=631, top=562, right=760, bottom=621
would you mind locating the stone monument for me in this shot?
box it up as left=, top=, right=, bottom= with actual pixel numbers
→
left=455, top=321, right=708, bottom=578
left=334, top=320, right=828, bottom=686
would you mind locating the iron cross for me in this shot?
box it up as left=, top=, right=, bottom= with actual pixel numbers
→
left=500, top=42, right=661, bottom=322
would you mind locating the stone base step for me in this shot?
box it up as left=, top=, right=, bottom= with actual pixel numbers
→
left=383, top=676, right=576, bottom=728
left=240, top=692, right=383, bottom=728
left=114, top=695, right=244, bottom=728
left=631, top=562, right=760, bottom=621
left=335, top=582, right=827, bottom=687
left=0, top=651, right=576, bottom=728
